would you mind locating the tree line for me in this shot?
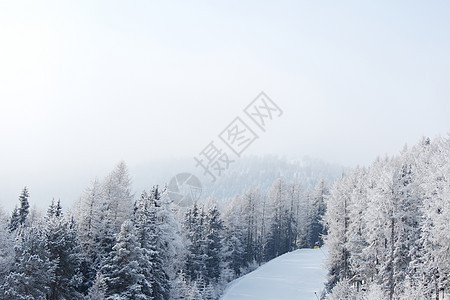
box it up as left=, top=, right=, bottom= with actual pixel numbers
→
left=324, top=136, right=449, bottom=300
left=0, top=161, right=328, bottom=299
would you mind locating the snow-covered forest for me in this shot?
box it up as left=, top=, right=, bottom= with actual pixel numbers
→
left=0, top=136, right=448, bottom=299
left=324, top=136, right=449, bottom=299
left=2, top=0, right=449, bottom=299
left=0, top=160, right=330, bottom=299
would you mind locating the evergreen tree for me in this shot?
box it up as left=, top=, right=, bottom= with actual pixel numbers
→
left=86, top=271, right=107, bottom=300
left=0, top=210, right=14, bottom=289
left=323, top=173, right=352, bottom=291
left=134, top=189, right=170, bottom=300
left=101, top=161, right=133, bottom=235
left=265, top=179, right=287, bottom=260
left=171, top=271, right=190, bottom=299
left=45, top=199, right=83, bottom=300
left=8, top=206, right=20, bottom=232
left=184, top=202, right=206, bottom=281
left=222, top=196, right=245, bottom=277
left=2, top=226, right=54, bottom=299
left=101, top=220, right=152, bottom=300
left=18, top=187, right=30, bottom=226
left=155, top=187, right=186, bottom=282
left=9, top=187, right=30, bottom=231
left=96, top=162, right=134, bottom=264
left=324, top=136, right=450, bottom=299
left=241, top=190, right=261, bottom=264
left=203, top=206, right=224, bottom=283
left=307, top=179, right=328, bottom=247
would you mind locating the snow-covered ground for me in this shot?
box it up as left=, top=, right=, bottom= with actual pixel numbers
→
left=221, top=248, right=328, bottom=300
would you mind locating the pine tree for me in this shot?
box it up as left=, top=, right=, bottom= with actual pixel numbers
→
left=265, top=179, right=286, bottom=260
left=203, top=206, right=224, bottom=283
left=346, top=167, right=370, bottom=290
left=93, top=161, right=134, bottom=266
left=133, top=189, right=170, bottom=300
left=18, top=187, right=30, bottom=226
left=222, top=196, right=245, bottom=277
left=1, top=226, right=54, bottom=299
left=241, top=190, right=261, bottom=264
left=184, top=202, right=206, bottom=281
left=73, top=179, right=104, bottom=294
left=0, top=209, right=14, bottom=289
left=101, top=161, right=133, bottom=235
left=86, top=271, right=107, bottom=300
left=45, top=199, right=83, bottom=300
left=9, top=187, right=30, bottom=231
left=323, top=173, right=352, bottom=291
left=307, top=179, right=328, bottom=247
left=410, top=136, right=450, bottom=299
left=155, top=187, right=186, bottom=282
left=8, top=206, right=20, bottom=232
left=171, top=271, right=190, bottom=299
left=324, top=136, right=450, bottom=299
left=101, top=220, right=152, bottom=300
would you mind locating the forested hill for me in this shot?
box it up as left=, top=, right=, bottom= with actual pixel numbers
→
left=132, top=155, right=346, bottom=202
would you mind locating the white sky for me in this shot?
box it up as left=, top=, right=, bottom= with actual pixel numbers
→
left=1, top=1, right=449, bottom=211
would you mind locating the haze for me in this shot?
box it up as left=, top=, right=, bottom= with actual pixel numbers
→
left=1, top=1, right=449, bottom=211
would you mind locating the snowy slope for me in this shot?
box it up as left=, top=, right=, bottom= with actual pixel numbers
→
left=221, top=248, right=328, bottom=300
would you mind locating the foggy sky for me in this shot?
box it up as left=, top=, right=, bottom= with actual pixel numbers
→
left=1, top=1, right=449, bottom=211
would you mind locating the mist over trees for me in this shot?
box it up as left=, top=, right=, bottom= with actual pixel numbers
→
left=0, top=158, right=331, bottom=299
left=0, top=136, right=447, bottom=299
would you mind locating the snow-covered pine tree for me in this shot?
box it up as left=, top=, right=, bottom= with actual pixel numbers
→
left=0, top=208, right=14, bottom=290
left=324, top=136, right=449, bottom=299
left=307, top=179, right=328, bottom=248
left=101, top=161, right=133, bottom=234
left=45, top=199, right=83, bottom=300
left=8, top=206, right=20, bottom=232
left=323, top=173, right=352, bottom=291
left=240, top=189, right=262, bottom=265
left=265, top=178, right=296, bottom=260
left=346, top=167, right=370, bottom=290
left=184, top=202, right=206, bottom=281
left=96, top=161, right=134, bottom=263
left=9, top=187, right=30, bottom=231
left=284, top=182, right=301, bottom=251
left=134, top=188, right=170, bottom=300
left=74, top=179, right=103, bottom=264
left=410, top=136, right=450, bottom=299
left=18, top=187, right=30, bottom=225
left=2, top=226, right=54, bottom=299
left=222, top=196, right=245, bottom=277
left=101, top=220, right=152, bottom=299
left=86, top=271, right=107, bottom=300
left=264, top=179, right=284, bottom=260
left=203, top=205, right=224, bottom=283
left=389, top=162, right=422, bottom=298
left=155, top=186, right=186, bottom=282
left=171, top=271, right=190, bottom=299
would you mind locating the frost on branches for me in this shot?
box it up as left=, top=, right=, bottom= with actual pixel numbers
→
left=324, top=136, right=450, bottom=300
